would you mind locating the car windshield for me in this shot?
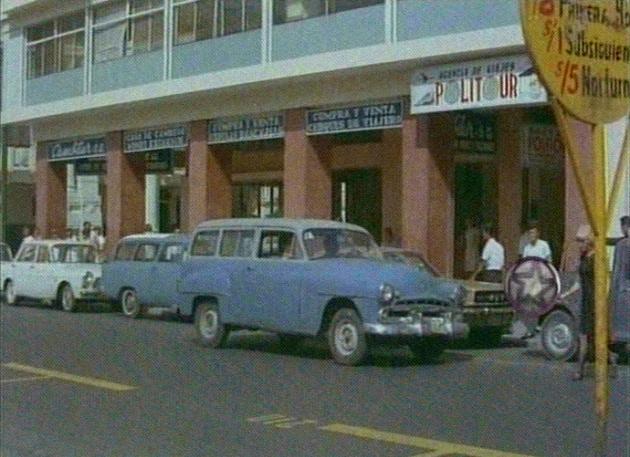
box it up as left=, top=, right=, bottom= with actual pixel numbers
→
left=303, top=229, right=381, bottom=260
left=51, top=244, right=97, bottom=263
left=382, top=251, right=437, bottom=276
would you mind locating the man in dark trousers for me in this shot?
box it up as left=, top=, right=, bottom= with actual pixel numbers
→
left=610, top=216, right=629, bottom=354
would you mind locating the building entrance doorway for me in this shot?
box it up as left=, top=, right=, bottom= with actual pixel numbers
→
left=333, top=168, right=382, bottom=243
left=454, top=161, right=497, bottom=278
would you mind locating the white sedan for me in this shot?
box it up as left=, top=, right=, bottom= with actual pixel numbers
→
left=3, top=240, right=104, bottom=312
left=0, top=242, right=13, bottom=302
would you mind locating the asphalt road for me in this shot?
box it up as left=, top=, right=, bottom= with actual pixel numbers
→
left=1, top=303, right=628, bottom=457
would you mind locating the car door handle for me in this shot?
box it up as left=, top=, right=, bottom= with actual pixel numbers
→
left=246, top=266, right=255, bottom=272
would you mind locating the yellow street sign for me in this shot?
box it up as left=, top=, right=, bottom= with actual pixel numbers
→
left=520, top=0, right=630, bottom=124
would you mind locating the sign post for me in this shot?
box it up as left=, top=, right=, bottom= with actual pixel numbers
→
left=520, top=1, right=630, bottom=455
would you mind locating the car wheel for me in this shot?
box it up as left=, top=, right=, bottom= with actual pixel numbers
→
left=541, top=310, right=578, bottom=362
left=328, top=308, right=368, bottom=366
left=58, top=283, right=77, bottom=312
left=194, top=302, right=229, bottom=348
left=277, top=333, right=305, bottom=351
left=121, top=289, right=142, bottom=319
left=4, top=281, right=17, bottom=306
left=409, top=338, right=447, bottom=362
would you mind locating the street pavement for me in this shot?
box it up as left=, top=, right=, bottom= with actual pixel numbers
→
left=1, top=303, right=628, bottom=457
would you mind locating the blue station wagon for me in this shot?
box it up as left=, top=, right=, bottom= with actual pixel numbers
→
left=103, top=233, right=190, bottom=318
left=180, top=219, right=469, bottom=365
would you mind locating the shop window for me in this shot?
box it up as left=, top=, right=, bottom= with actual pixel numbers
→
left=259, top=230, right=302, bottom=259
left=93, top=0, right=164, bottom=63
left=232, top=183, right=283, bottom=218
left=191, top=230, right=220, bottom=256
left=173, top=0, right=261, bottom=46
left=26, top=11, right=85, bottom=79
left=273, top=0, right=382, bottom=24
left=219, top=230, right=255, bottom=257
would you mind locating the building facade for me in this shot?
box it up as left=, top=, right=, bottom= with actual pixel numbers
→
left=1, top=0, right=628, bottom=277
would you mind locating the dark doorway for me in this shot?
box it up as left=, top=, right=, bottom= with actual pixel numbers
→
left=333, top=169, right=382, bottom=243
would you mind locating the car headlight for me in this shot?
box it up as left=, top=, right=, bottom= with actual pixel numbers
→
left=379, top=283, right=397, bottom=306
left=82, top=271, right=95, bottom=289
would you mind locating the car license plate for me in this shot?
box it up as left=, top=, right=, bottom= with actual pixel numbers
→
left=429, top=317, right=446, bottom=334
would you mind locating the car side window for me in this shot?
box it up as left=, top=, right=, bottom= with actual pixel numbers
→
left=0, top=245, right=11, bottom=261
left=159, top=243, right=184, bottom=262
left=115, top=242, right=137, bottom=261
left=17, top=244, right=37, bottom=262
left=135, top=243, right=159, bottom=262
left=220, top=230, right=255, bottom=258
left=191, top=231, right=219, bottom=256
left=259, top=231, right=302, bottom=260
left=36, top=246, right=50, bottom=263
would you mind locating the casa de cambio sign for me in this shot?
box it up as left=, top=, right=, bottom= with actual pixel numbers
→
left=411, top=55, right=548, bottom=114
left=124, top=125, right=188, bottom=153
left=520, top=0, right=630, bottom=124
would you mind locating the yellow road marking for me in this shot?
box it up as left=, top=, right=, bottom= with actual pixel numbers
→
left=0, top=375, right=52, bottom=384
left=319, top=423, right=538, bottom=457
left=2, top=363, right=136, bottom=392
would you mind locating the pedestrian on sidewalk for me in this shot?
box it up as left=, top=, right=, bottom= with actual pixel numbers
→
left=20, top=226, right=34, bottom=246
left=472, top=224, right=505, bottom=284
left=610, top=216, right=629, bottom=353
left=81, top=221, right=92, bottom=241
left=522, top=224, right=553, bottom=262
left=463, top=217, right=481, bottom=277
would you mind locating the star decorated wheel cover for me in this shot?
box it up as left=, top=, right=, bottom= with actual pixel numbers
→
left=505, top=257, right=561, bottom=318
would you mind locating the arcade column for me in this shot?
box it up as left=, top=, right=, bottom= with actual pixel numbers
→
left=105, top=131, right=145, bottom=253
left=400, top=114, right=454, bottom=276
left=35, top=143, right=67, bottom=238
left=283, top=108, right=332, bottom=219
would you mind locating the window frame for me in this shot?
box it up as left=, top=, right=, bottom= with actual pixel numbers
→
left=92, top=0, right=165, bottom=63
left=17, top=244, right=38, bottom=262
left=114, top=241, right=139, bottom=261
left=218, top=229, right=256, bottom=258
left=190, top=230, right=221, bottom=257
left=158, top=242, right=186, bottom=262
left=257, top=229, right=304, bottom=260
left=134, top=242, right=160, bottom=262
left=272, top=0, right=383, bottom=24
left=36, top=245, right=51, bottom=263
left=25, top=11, right=86, bottom=80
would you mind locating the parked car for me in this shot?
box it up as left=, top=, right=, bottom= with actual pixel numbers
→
left=381, top=248, right=513, bottom=345
left=103, top=233, right=190, bottom=318
left=2, top=240, right=103, bottom=312
left=178, top=219, right=469, bottom=366
left=0, top=242, right=13, bottom=303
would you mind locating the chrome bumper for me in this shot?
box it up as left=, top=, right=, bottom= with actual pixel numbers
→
left=365, top=317, right=469, bottom=339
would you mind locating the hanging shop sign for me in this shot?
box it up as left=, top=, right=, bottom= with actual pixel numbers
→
left=410, top=55, right=548, bottom=114
left=145, top=150, right=173, bottom=173
left=47, top=137, right=106, bottom=162
left=208, top=113, right=284, bottom=144
left=75, top=158, right=107, bottom=175
left=454, top=112, right=497, bottom=154
left=124, top=125, right=188, bottom=153
left=520, top=0, right=630, bottom=124
left=521, top=124, right=565, bottom=168
left=306, top=100, right=403, bottom=135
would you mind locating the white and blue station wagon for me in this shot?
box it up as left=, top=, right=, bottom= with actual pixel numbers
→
left=181, top=219, right=469, bottom=365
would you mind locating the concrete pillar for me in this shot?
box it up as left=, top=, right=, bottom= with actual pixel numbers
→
left=145, top=174, right=160, bottom=231
left=381, top=129, right=402, bottom=243
left=427, top=114, right=455, bottom=277
left=283, top=108, right=331, bottom=219
left=207, top=145, right=232, bottom=220
left=185, top=120, right=209, bottom=231
left=35, top=143, right=67, bottom=238
left=105, top=131, right=145, bottom=254
left=400, top=114, right=431, bottom=255
left=497, top=109, right=524, bottom=266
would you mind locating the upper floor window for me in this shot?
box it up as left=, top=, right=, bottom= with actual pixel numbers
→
left=173, top=0, right=261, bottom=46
left=93, top=0, right=164, bottom=63
left=273, top=0, right=382, bottom=24
left=26, top=12, right=85, bottom=79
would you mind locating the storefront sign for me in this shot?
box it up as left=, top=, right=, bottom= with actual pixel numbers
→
left=306, top=100, right=403, bottom=135
left=208, top=113, right=284, bottom=144
left=454, top=113, right=496, bottom=154
left=75, top=158, right=107, bottom=175
left=47, top=137, right=106, bottom=162
left=124, top=125, right=188, bottom=153
left=521, top=124, right=565, bottom=167
left=411, top=55, right=548, bottom=114
left=145, top=150, right=173, bottom=173
left=520, top=0, right=630, bottom=124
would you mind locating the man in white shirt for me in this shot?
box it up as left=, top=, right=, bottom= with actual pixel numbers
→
left=472, top=224, right=505, bottom=283
left=522, top=226, right=552, bottom=262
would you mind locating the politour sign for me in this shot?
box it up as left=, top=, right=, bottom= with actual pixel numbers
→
left=411, top=55, right=548, bottom=114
